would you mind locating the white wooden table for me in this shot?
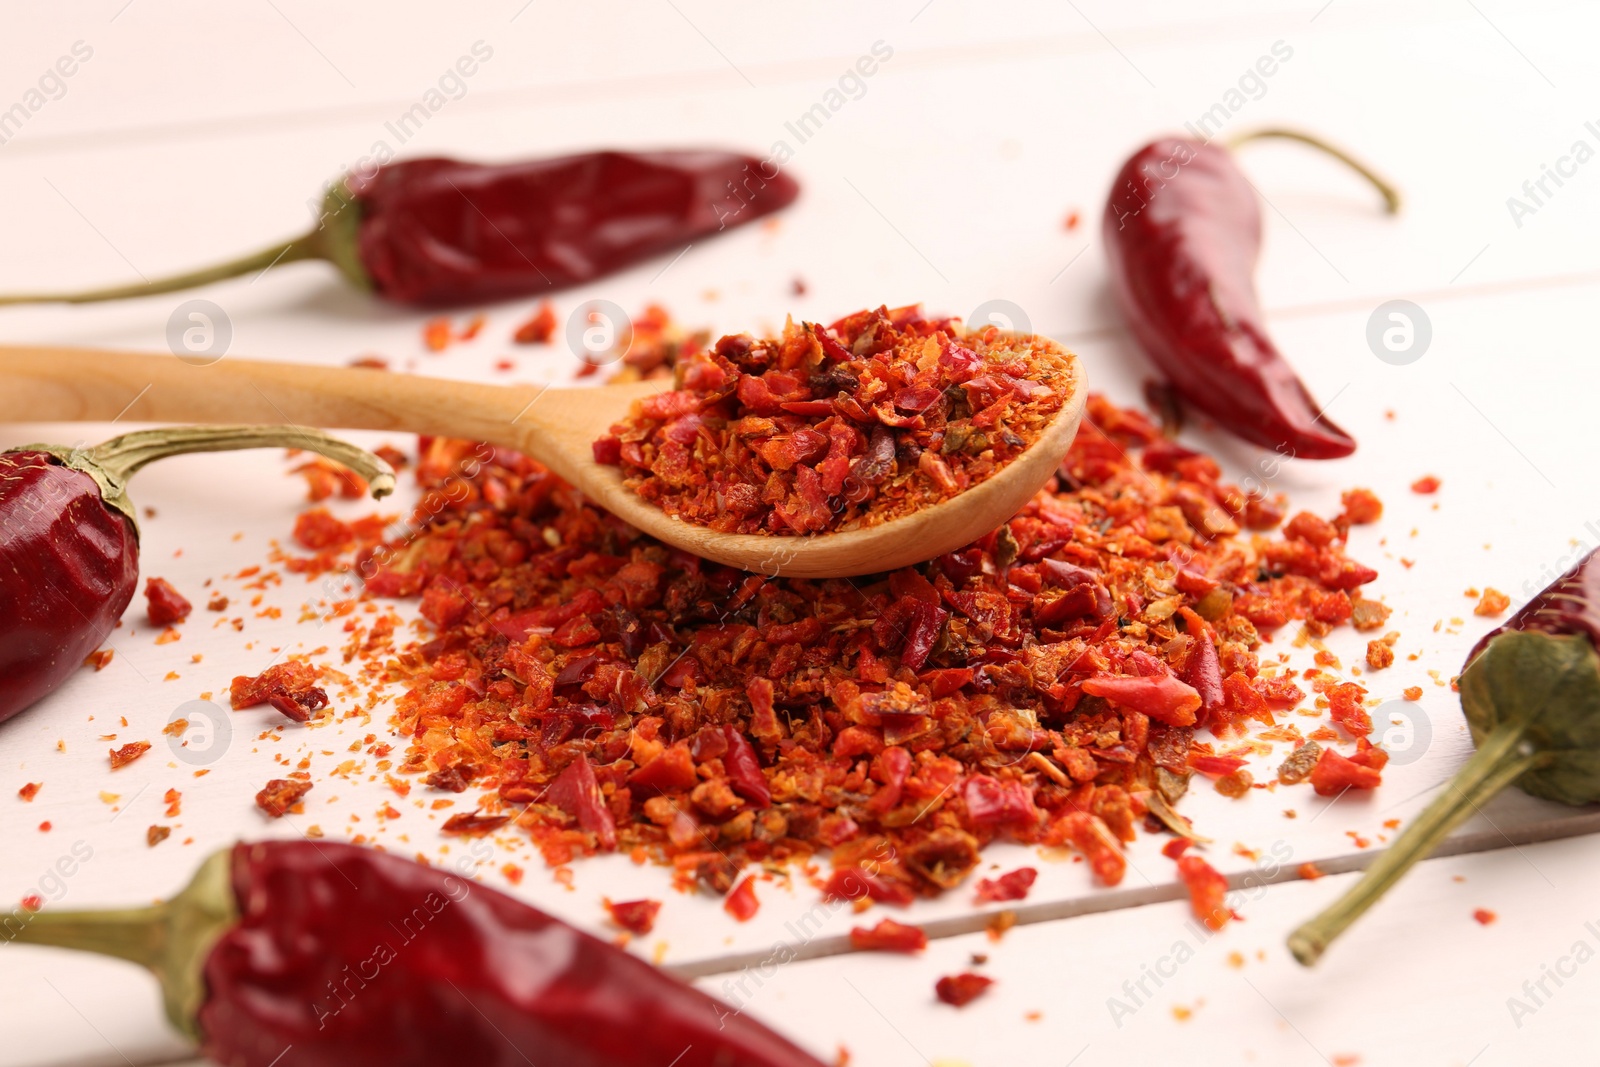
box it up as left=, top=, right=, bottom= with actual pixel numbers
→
left=3, top=2, right=1598, bottom=1064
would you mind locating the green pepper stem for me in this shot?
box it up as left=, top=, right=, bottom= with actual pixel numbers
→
left=0, top=233, right=323, bottom=307
left=5, top=849, right=236, bottom=1040
left=1228, top=128, right=1403, bottom=214
left=1287, top=721, right=1546, bottom=966
left=89, top=425, right=396, bottom=498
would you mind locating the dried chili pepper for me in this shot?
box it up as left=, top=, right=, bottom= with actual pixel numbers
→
left=1290, top=547, right=1600, bottom=964
left=850, top=918, right=928, bottom=953
left=0, top=151, right=798, bottom=308
left=1104, top=129, right=1400, bottom=459
left=935, top=972, right=994, bottom=1007
left=595, top=305, right=1076, bottom=534
left=0, top=427, right=393, bottom=724
left=10, top=840, right=826, bottom=1067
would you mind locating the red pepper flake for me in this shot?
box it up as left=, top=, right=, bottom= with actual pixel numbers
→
left=144, top=577, right=192, bottom=626
left=513, top=301, right=558, bottom=345
left=1402, top=685, right=1424, bottom=701
left=935, top=973, right=995, bottom=1007
left=1473, top=908, right=1497, bottom=926
left=605, top=897, right=662, bottom=935
left=1298, top=862, right=1326, bottom=880
left=1410, top=475, right=1441, bottom=494
left=18, top=782, right=40, bottom=802
left=1337, top=488, right=1383, bottom=526
left=147, top=825, right=171, bottom=847
left=20, top=893, right=44, bottom=912
left=850, top=918, right=928, bottom=953
left=82, top=648, right=114, bottom=670
left=973, top=867, right=1038, bottom=904
left=37, top=821, right=51, bottom=832
left=597, top=307, right=1076, bottom=535
left=1161, top=838, right=1192, bottom=860
left=231, top=662, right=329, bottom=723
left=1474, top=588, right=1510, bottom=617
left=422, top=317, right=453, bottom=352
left=163, top=788, right=182, bottom=817
left=1309, top=748, right=1383, bottom=796
left=441, top=810, right=511, bottom=836
left=255, top=778, right=312, bottom=818
left=108, top=741, right=151, bottom=770
left=1063, top=209, right=1081, bottom=231
left=1176, top=853, right=1231, bottom=931
left=723, top=875, right=760, bottom=922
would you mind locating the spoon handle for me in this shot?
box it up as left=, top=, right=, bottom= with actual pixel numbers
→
left=0, top=343, right=544, bottom=454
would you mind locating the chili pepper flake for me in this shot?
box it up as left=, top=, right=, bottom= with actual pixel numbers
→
left=1176, top=853, right=1231, bottom=931
left=605, top=897, right=662, bottom=935
left=849, top=918, right=928, bottom=953
left=973, top=867, right=1038, bottom=904
left=255, top=778, right=312, bottom=818
left=143, top=577, right=192, bottom=626
left=935, top=972, right=994, bottom=1007
left=82, top=648, right=114, bottom=670
left=109, top=741, right=151, bottom=770
left=513, top=301, right=557, bottom=345
left=1474, top=588, right=1510, bottom=617
left=1410, top=475, right=1441, bottom=494
left=596, top=305, right=1076, bottom=535
left=18, top=782, right=40, bottom=801
left=164, top=788, right=182, bottom=817
left=147, top=825, right=171, bottom=847
left=723, top=875, right=760, bottom=922
left=441, top=810, right=512, bottom=836
left=1473, top=908, right=1497, bottom=925
left=231, top=662, right=329, bottom=723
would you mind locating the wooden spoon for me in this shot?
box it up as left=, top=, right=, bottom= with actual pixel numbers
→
left=0, top=342, right=1085, bottom=578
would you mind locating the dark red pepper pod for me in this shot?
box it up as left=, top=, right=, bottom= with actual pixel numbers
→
left=0, top=150, right=799, bottom=309
left=1290, top=547, right=1600, bottom=965
left=0, top=427, right=394, bottom=723
left=12, top=840, right=829, bottom=1067
left=1103, top=128, right=1400, bottom=460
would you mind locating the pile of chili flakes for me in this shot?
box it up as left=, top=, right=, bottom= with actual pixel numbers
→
left=594, top=305, right=1076, bottom=535
left=278, top=385, right=1395, bottom=904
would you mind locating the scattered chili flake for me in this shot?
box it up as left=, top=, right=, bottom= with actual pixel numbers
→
left=255, top=778, right=312, bottom=818
left=231, top=662, right=329, bottom=723
left=1410, top=475, right=1441, bottom=494
left=38, top=821, right=51, bottom=832
left=1365, top=640, right=1394, bottom=670
left=1176, top=853, right=1231, bottom=931
left=973, top=867, right=1038, bottom=904
left=207, top=594, right=229, bottom=612
left=850, top=918, right=928, bottom=953
left=935, top=972, right=994, bottom=1007
left=985, top=909, right=1018, bottom=941
left=1402, top=686, right=1424, bottom=701
left=292, top=456, right=368, bottom=501
left=1337, top=488, right=1383, bottom=526
left=1063, top=209, right=1082, bottom=231
left=513, top=301, right=558, bottom=345
left=605, top=897, right=662, bottom=935
left=1161, top=838, right=1192, bottom=860
left=109, top=741, right=151, bottom=769
left=441, top=810, right=511, bottom=836
left=724, top=875, right=760, bottom=922
left=82, top=648, right=114, bottom=670
left=596, top=306, right=1077, bottom=535
left=1473, top=908, right=1497, bottom=926
left=1298, top=862, right=1326, bottom=880
left=1309, top=748, right=1383, bottom=796
left=422, top=316, right=454, bottom=352
left=1215, top=769, right=1253, bottom=798
left=163, top=788, right=181, bottom=817
left=144, top=577, right=192, bottom=626
left=147, top=825, right=171, bottom=847
left=1474, top=588, right=1510, bottom=617
left=18, top=782, right=40, bottom=801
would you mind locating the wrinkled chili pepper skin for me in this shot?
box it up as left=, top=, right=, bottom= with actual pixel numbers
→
left=348, top=151, right=801, bottom=306
left=1103, top=138, right=1357, bottom=459
left=0, top=452, right=137, bottom=723
left=1469, top=546, right=1600, bottom=663
left=199, top=841, right=826, bottom=1067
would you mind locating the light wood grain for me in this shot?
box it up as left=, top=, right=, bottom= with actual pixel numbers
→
left=0, top=341, right=1084, bottom=578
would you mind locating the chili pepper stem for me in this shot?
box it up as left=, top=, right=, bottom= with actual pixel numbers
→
left=24, top=425, right=395, bottom=531
left=0, top=185, right=369, bottom=306
left=6, top=849, right=236, bottom=1039
left=1287, top=721, right=1546, bottom=966
left=1227, top=128, right=1402, bottom=214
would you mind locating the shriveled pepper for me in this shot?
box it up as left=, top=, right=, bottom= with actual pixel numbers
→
left=1103, top=129, right=1400, bottom=459
left=0, top=427, right=393, bottom=723
left=1290, top=547, right=1600, bottom=964
left=12, top=840, right=827, bottom=1067
left=0, top=150, right=799, bottom=308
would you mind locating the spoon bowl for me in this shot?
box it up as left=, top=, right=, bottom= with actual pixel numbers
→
left=0, top=340, right=1084, bottom=577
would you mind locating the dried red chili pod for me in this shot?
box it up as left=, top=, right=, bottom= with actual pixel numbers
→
left=1103, top=129, right=1400, bottom=459
left=0, top=427, right=393, bottom=724
left=12, top=840, right=827, bottom=1067
left=0, top=150, right=799, bottom=308
left=1290, top=547, right=1600, bottom=965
